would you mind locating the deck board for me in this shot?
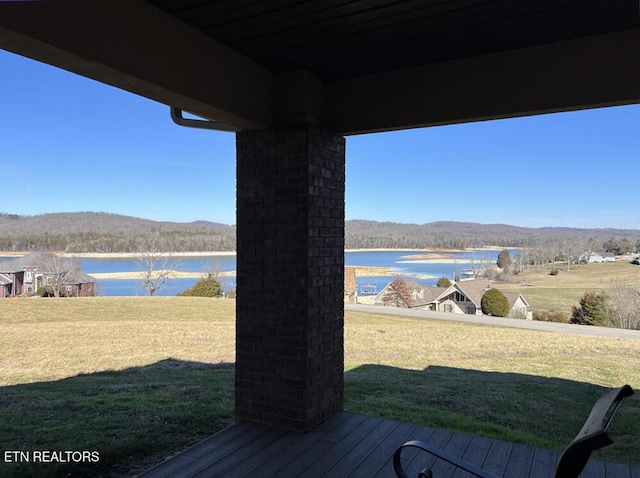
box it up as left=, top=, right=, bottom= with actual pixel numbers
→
left=139, top=411, right=640, bottom=478
left=606, top=461, right=633, bottom=478
left=430, top=432, right=473, bottom=478
left=403, top=427, right=451, bottom=477
left=479, top=438, right=513, bottom=477
left=503, top=443, right=535, bottom=478
left=238, top=411, right=350, bottom=477
left=351, top=421, right=418, bottom=477
left=302, top=415, right=385, bottom=476
left=453, top=435, right=494, bottom=478
left=324, top=418, right=400, bottom=477
left=528, top=447, right=557, bottom=478
left=187, top=426, right=286, bottom=477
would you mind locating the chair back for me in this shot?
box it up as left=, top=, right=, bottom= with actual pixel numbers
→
left=555, top=385, right=634, bottom=478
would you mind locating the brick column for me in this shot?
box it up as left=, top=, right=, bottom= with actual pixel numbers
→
left=235, top=122, right=345, bottom=431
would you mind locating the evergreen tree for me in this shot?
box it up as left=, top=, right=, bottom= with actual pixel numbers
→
left=481, top=288, right=510, bottom=317
left=178, top=274, right=223, bottom=298
left=497, top=249, right=512, bottom=271
left=570, top=291, right=609, bottom=326
left=436, top=277, right=452, bottom=287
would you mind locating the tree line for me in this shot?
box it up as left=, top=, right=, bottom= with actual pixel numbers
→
left=346, top=220, right=640, bottom=251
left=2, top=213, right=640, bottom=254
left=0, top=212, right=236, bottom=252
left=0, top=232, right=236, bottom=253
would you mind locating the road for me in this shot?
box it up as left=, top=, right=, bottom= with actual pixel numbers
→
left=345, top=303, right=640, bottom=340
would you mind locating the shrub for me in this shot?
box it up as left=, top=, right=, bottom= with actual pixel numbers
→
left=436, top=277, right=452, bottom=288
left=494, top=272, right=512, bottom=282
left=36, top=287, right=53, bottom=297
left=178, top=275, right=223, bottom=298
left=549, top=269, right=559, bottom=276
left=481, top=288, right=510, bottom=317
left=533, top=310, right=570, bottom=323
left=570, top=291, right=609, bottom=326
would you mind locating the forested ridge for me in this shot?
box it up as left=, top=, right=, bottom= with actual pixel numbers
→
left=0, top=212, right=235, bottom=252
left=345, top=219, right=640, bottom=250
left=1, top=212, right=639, bottom=253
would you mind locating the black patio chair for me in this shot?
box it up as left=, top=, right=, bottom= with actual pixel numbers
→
left=393, top=384, right=634, bottom=478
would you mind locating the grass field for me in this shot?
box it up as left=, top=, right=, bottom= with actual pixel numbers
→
left=1, top=297, right=639, bottom=477
left=494, top=260, right=640, bottom=314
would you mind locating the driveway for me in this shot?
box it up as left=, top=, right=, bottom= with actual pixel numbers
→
left=345, top=303, right=640, bottom=340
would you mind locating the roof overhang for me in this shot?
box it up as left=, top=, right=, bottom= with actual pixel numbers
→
left=1, top=1, right=639, bottom=135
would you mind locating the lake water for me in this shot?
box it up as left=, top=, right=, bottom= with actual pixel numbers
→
left=0, top=249, right=513, bottom=296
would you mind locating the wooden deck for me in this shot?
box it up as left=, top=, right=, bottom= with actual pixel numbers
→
left=139, top=411, right=640, bottom=478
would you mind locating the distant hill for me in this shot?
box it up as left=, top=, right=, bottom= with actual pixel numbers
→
left=1, top=212, right=639, bottom=252
left=344, top=219, right=640, bottom=250
left=0, top=212, right=235, bottom=252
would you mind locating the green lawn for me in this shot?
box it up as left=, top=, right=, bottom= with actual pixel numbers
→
left=494, top=260, right=640, bottom=314
left=1, top=297, right=639, bottom=477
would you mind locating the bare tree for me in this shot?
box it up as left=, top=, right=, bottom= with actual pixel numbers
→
left=381, top=276, right=412, bottom=307
left=204, top=258, right=223, bottom=280
left=512, top=248, right=532, bottom=273
left=539, top=240, right=560, bottom=271
left=136, top=235, right=180, bottom=296
left=39, top=252, right=78, bottom=298
left=559, top=238, right=585, bottom=271
left=607, top=280, right=640, bottom=330
left=468, top=250, right=492, bottom=278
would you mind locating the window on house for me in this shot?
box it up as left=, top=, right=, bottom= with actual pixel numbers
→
left=25, top=271, right=33, bottom=282
left=445, top=291, right=466, bottom=302
left=65, top=285, right=73, bottom=292
left=47, top=275, right=53, bottom=285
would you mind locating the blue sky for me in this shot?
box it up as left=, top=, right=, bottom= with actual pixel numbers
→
left=2, top=48, right=639, bottom=229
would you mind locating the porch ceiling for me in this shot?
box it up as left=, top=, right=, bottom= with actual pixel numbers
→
left=148, top=0, right=637, bottom=82
left=1, top=1, right=639, bottom=134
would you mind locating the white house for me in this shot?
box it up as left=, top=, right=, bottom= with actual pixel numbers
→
left=582, top=252, right=616, bottom=263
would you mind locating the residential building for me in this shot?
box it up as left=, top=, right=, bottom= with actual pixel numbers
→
left=374, top=277, right=530, bottom=319
left=344, top=266, right=358, bottom=304
left=0, top=251, right=96, bottom=298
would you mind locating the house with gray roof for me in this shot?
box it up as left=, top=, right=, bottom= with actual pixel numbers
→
left=375, top=277, right=530, bottom=319
left=0, top=251, right=96, bottom=298
left=374, top=278, right=448, bottom=309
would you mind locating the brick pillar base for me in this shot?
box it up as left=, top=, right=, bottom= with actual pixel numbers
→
left=235, top=122, right=345, bottom=431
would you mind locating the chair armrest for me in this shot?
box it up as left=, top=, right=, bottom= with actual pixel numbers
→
left=393, top=440, right=501, bottom=478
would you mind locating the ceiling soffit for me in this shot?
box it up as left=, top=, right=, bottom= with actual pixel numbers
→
left=149, top=0, right=639, bottom=81
left=0, top=1, right=639, bottom=134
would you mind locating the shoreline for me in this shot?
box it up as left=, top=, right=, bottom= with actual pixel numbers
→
left=0, top=246, right=509, bottom=259
left=0, top=249, right=501, bottom=278
left=91, top=270, right=237, bottom=280
left=0, top=251, right=237, bottom=258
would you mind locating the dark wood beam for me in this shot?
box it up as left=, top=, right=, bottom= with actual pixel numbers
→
left=328, top=29, right=640, bottom=135
left=0, top=0, right=275, bottom=131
